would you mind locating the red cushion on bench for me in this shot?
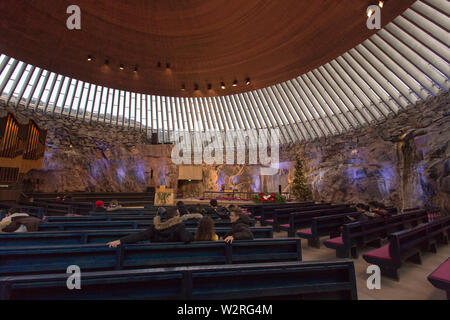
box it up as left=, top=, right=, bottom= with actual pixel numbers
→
left=364, top=244, right=392, bottom=261
left=265, top=219, right=274, bottom=223
left=429, top=258, right=450, bottom=282
left=324, top=236, right=343, bottom=245
left=280, top=224, right=290, bottom=228
left=298, top=228, right=312, bottom=235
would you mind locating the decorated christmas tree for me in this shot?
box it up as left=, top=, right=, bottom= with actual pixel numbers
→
left=291, top=156, right=312, bottom=201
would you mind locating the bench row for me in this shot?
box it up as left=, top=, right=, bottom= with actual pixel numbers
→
left=36, top=218, right=255, bottom=231
left=0, top=239, right=302, bottom=276
left=324, top=210, right=429, bottom=259
left=0, top=259, right=357, bottom=300
left=0, top=227, right=273, bottom=247
left=363, top=216, right=450, bottom=280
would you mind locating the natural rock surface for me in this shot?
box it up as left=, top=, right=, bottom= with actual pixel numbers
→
left=1, top=91, right=448, bottom=214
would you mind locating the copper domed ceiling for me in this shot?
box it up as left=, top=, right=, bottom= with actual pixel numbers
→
left=0, top=0, right=416, bottom=97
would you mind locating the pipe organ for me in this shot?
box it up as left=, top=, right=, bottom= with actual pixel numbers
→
left=0, top=112, right=47, bottom=199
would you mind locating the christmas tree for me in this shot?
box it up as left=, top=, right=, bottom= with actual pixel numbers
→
left=291, top=156, right=312, bottom=201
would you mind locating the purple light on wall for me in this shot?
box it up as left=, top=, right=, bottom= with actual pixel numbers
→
left=216, top=172, right=225, bottom=190
left=89, top=160, right=102, bottom=179
left=117, top=166, right=126, bottom=182
left=250, top=173, right=260, bottom=192
left=159, top=169, right=167, bottom=186
left=135, top=162, right=146, bottom=183
left=377, top=164, right=396, bottom=196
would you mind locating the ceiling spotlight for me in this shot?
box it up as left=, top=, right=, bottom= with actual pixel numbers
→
left=119, top=64, right=125, bottom=70
left=221, top=82, right=226, bottom=90
left=181, top=84, right=186, bottom=91
left=245, top=78, right=251, bottom=85
left=87, top=55, right=93, bottom=62
left=208, top=84, right=212, bottom=90
left=194, top=83, right=199, bottom=91
left=232, top=80, right=238, bottom=87
left=134, top=65, right=138, bottom=73
left=378, top=1, right=384, bottom=8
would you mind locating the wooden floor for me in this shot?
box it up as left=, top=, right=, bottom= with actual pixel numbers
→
left=272, top=228, right=449, bottom=300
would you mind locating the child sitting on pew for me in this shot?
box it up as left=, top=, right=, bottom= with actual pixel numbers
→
left=222, top=209, right=254, bottom=244
left=194, top=217, right=219, bottom=241
left=107, top=208, right=202, bottom=247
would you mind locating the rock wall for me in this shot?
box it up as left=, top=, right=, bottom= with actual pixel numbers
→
left=1, top=91, right=448, bottom=213
left=282, top=92, right=450, bottom=213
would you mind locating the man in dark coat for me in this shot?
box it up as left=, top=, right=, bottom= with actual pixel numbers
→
left=223, top=209, right=254, bottom=244
left=204, top=199, right=224, bottom=220
left=107, top=207, right=202, bottom=247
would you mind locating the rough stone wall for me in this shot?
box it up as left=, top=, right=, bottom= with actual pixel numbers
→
left=1, top=92, right=448, bottom=213
left=282, top=92, right=450, bottom=213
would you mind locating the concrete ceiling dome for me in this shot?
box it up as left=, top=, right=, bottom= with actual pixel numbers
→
left=0, top=0, right=448, bottom=145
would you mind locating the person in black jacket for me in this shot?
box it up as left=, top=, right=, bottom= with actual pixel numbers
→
left=107, top=208, right=202, bottom=247
left=223, top=209, right=254, bottom=244
left=204, top=199, right=223, bottom=220
left=176, top=201, right=190, bottom=216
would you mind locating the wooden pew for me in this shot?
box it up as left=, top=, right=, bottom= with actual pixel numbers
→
left=254, top=202, right=318, bottom=223
left=0, top=259, right=357, bottom=300
left=428, top=258, right=450, bottom=300
left=45, top=214, right=159, bottom=222
left=280, top=206, right=358, bottom=237
left=0, top=238, right=302, bottom=276
left=0, top=226, right=274, bottom=247
left=363, top=216, right=450, bottom=280
left=323, top=210, right=429, bottom=259
left=297, top=212, right=361, bottom=248
left=271, top=204, right=351, bottom=231
left=88, top=209, right=159, bottom=216
left=38, top=218, right=255, bottom=231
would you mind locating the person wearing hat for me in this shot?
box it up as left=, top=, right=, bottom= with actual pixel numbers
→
left=94, top=200, right=107, bottom=212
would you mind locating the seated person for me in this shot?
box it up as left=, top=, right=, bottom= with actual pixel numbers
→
left=204, top=200, right=222, bottom=220
left=156, top=207, right=167, bottom=220
left=368, top=201, right=389, bottom=218
left=223, top=209, right=254, bottom=244
left=107, top=208, right=202, bottom=247
left=107, top=199, right=122, bottom=211
left=346, top=203, right=371, bottom=222
left=94, top=200, right=107, bottom=212
left=194, top=217, right=219, bottom=241
left=216, top=205, right=231, bottom=219
left=62, top=193, right=73, bottom=202
left=176, top=201, right=189, bottom=216
left=0, top=208, right=40, bottom=233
